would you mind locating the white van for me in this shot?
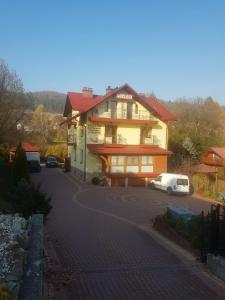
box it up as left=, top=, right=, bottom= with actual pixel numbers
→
left=150, top=173, right=191, bottom=195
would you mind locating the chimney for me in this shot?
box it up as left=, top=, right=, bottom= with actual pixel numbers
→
left=82, top=87, right=93, bottom=98
left=106, top=85, right=114, bottom=95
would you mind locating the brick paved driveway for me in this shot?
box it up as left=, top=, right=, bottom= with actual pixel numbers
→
left=32, top=168, right=225, bottom=300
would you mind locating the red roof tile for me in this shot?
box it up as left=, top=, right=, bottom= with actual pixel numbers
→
left=67, top=92, right=104, bottom=113
left=192, top=163, right=218, bottom=173
left=209, top=147, right=225, bottom=160
left=65, top=84, right=176, bottom=122
left=10, top=143, right=39, bottom=152
left=87, top=144, right=173, bottom=156
left=141, top=96, right=176, bottom=121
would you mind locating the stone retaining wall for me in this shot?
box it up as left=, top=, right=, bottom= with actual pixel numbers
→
left=0, top=214, right=44, bottom=299
left=0, top=214, right=28, bottom=296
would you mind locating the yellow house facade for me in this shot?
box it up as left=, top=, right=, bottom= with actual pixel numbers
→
left=63, top=84, right=175, bottom=186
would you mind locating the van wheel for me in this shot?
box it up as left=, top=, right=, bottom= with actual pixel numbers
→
left=189, top=184, right=194, bottom=195
left=167, top=187, right=173, bottom=195
left=150, top=183, right=155, bottom=190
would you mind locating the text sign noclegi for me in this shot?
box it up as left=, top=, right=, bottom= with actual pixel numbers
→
left=116, top=94, right=133, bottom=100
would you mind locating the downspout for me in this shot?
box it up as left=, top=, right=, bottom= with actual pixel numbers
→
left=83, top=124, right=87, bottom=181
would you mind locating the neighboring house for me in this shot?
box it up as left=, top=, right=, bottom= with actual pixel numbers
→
left=10, top=142, right=40, bottom=163
left=201, top=148, right=225, bottom=168
left=62, top=84, right=175, bottom=186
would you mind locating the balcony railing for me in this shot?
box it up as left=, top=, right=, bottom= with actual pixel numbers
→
left=143, top=136, right=160, bottom=145
left=95, top=109, right=153, bottom=121
left=102, top=135, right=160, bottom=146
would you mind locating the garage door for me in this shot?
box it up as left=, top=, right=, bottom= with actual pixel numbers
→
left=128, top=178, right=146, bottom=187
left=111, top=178, right=125, bottom=187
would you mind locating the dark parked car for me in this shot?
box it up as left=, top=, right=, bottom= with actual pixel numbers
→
left=28, top=160, right=41, bottom=173
left=46, top=156, right=58, bottom=168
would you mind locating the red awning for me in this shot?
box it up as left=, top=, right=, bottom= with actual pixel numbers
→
left=87, top=144, right=173, bottom=156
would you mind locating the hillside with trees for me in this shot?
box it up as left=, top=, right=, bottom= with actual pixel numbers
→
left=31, top=91, right=66, bottom=113
left=0, top=59, right=32, bottom=144
left=165, top=97, right=225, bottom=169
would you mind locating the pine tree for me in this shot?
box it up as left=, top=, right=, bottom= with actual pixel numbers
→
left=12, top=143, right=30, bottom=185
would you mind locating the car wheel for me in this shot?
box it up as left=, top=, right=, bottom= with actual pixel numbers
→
left=167, top=187, right=173, bottom=195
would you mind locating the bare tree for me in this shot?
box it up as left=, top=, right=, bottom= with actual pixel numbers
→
left=0, top=59, right=31, bottom=143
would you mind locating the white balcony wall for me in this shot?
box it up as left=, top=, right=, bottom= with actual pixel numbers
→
left=152, top=120, right=167, bottom=148
left=117, top=126, right=140, bottom=145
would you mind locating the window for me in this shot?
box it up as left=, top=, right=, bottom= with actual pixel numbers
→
left=127, top=156, right=138, bottom=165
left=141, top=156, right=153, bottom=173
left=135, top=104, right=138, bottom=114
left=110, top=156, right=124, bottom=173
left=80, top=149, right=83, bottom=164
left=80, top=127, right=84, bottom=137
left=177, top=179, right=188, bottom=186
left=105, top=125, right=117, bottom=144
left=141, top=156, right=153, bottom=165
left=105, top=101, right=109, bottom=112
left=111, top=156, right=124, bottom=165
left=140, top=127, right=152, bottom=144
left=126, top=156, right=139, bottom=173
left=155, top=176, right=162, bottom=182
left=127, top=102, right=133, bottom=119
left=74, top=146, right=77, bottom=161
left=111, top=101, right=117, bottom=118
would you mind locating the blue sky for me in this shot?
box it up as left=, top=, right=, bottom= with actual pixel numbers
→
left=1, top=0, right=225, bottom=104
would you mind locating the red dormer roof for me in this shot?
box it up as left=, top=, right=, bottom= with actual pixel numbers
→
left=208, top=147, right=225, bottom=159
left=64, top=84, right=176, bottom=122
left=10, top=142, right=39, bottom=153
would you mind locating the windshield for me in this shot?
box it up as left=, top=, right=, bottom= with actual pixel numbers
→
left=48, top=157, right=57, bottom=162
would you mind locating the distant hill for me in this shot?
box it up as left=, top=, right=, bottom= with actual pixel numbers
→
left=31, top=91, right=66, bottom=113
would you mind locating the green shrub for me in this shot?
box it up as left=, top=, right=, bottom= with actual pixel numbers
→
left=0, top=284, right=16, bottom=300
left=8, top=179, right=52, bottom=219
left=175, top=217, right=186, bottom=235
left=163, top=210, right=177, bottom=228
left=92, top=177, right=100, bottom=185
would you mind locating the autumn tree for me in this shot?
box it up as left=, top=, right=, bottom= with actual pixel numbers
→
left=0, top=59, right=31, bottom=143
left=167, top=97, right=225, bottom=168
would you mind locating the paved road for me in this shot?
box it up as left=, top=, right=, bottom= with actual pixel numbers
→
left=32, top=168, right=225, bottom=300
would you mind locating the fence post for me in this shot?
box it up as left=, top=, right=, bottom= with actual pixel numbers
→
left=200, top=211, right=206, bottom=262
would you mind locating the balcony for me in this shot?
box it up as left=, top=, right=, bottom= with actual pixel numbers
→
left=89, top=116, right=158, bottom=126
left=143, top=136, right=160, bottom=146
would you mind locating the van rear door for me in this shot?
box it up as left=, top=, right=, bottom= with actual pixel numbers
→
left=176, top=178, right=189, bottom=193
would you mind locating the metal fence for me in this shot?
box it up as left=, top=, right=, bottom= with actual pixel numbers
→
left=200, top=204, right=225, bottom=262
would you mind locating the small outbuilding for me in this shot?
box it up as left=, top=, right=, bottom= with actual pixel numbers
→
left=10, top=142, right=40, bottom=163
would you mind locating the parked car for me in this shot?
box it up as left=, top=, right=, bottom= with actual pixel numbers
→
left=28, top=160, right=41, bottom=173
left=46, top=156, right=58, bottom=168
left=150, top=173, right=192, bottom=195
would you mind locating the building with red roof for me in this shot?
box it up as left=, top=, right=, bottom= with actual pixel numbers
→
left=202, top=147, right=225, bottom=166
left=62, top=84, right=175, bottom=186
